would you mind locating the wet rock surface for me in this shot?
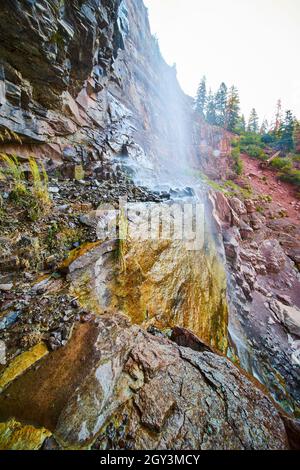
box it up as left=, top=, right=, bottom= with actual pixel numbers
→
left=0, top=0, right=299, bottom=451
left=62, top=199, right=229, bottom=353
left=0, top=0, right=231, bottom=184
left=0, top=314, right=290, bottom=450
left=209, top=187, right=300, bottom=416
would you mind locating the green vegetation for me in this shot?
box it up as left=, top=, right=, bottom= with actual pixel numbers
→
left=29, top=157, right=51, bottom=208
left=194, top=80, right=299, bottom=156
left=231, top=134, right=267, bottom=162
left=0, top=153, right=28, bottom=200
left=194, top=78, right=300, bottom=191
left=195, top=76, right=207, bottom=117
left=267, top=156, right=300, bottom=187
left=258, top=194, right=272, bottom=203
left=49, top=31, right=65, bottom=47
left=0, top=128, right=22, bottom=144
left=291, top=153, right=300, bottom=163
left=247, top=108, right=259, bottom=133
left=188, top=169, right=252, bottom=198
left=270, top=157, right=292, bottom=171
left=195, top=75, right=300, bottom=191
left=223, top=179, right=252, bottom=198
left=238, top=133, right=267, bottom=160
left=227, top=125, right=300, bottom=189
left=231, top=146, right=243, bottom=175
left=244, top=145, right=266, bottom=159
left=226, top=86, right=240, bottom=132
left=279, top=169, right=300, bottom=187
left=0, top=154, right=51, bottom=221
left=215, top=82, right=228, bottom=127
left=195, top=80, right=240, bottom=132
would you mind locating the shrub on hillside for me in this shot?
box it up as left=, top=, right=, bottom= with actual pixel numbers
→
left=243, top=144, right=266, bottom=159
left=261, top=133, right=277, bottom=146
left=238, top=133, right=266, bottom=159
left=239, top=133, right=264, bottom=148
left=291, top=154, right=300, bottom=163
left=0, top=154, right=51, bottom=220
left=270, top=157, right=292, bottom=171
left=279, top=169, right=300, bottom=187
left=231, top=146, right=243, bottom=175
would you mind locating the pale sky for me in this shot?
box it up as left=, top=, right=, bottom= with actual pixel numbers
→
left=143, top=0, right=300, bottom=124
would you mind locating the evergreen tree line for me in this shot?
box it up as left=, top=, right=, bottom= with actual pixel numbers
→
left=195, top=77, right=299, bottom=153
left=195, top=77, right=242, bottom=131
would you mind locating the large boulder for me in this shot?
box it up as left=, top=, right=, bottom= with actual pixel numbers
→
left=259, top=239, right=287, bottom=274
left=0, top=315, right=290, bottom=450
left=269, top=300, right=300, bottom=337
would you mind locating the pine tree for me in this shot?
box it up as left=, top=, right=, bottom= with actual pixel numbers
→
left=215, top=82, right=227, bottom=127
left=247, top=108, right=259, bottom=133
left=278, top=110, right=295, bottom=152
left=240, top=114, right=246, bottom=132
left=239, top=114, right=246, bottom=132
left=273, top=99, right=282, bottom=134
left=260, top=119, right=269, bottom=134
left=234, top=115, right=246, bottom=134
left=225, top=86, right=240, bottom=132
left=205, top=89, right=217, bottom=125
left=293, top=120, right=300, bottom=153
left=195, top=76, right=207, bottom=117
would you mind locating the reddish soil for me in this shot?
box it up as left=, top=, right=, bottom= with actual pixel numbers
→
left=241, top=153, right=300, bottom=222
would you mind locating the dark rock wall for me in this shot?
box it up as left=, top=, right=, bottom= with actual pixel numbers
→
left=0, top=0, right=230, bottom=177
left=0, top=316, right=290, bottom=449
left=0, top=0, right=121, bottom=160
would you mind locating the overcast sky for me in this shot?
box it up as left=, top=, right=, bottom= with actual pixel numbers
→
left=143, top=0, right=300, bottom=124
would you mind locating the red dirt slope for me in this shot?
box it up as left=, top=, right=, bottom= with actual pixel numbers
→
left=241, top=153, right=300, bottom=222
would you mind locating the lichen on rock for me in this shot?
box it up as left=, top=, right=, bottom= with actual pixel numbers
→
left=0, top=342, right=48, bottom=392
left=0, top=419, right=51, bottom=450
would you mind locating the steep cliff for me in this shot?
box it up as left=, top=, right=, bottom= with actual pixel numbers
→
left=0, top=0, right=230, bottom=176
left=0, top=0, right=298, bottom=450
left=0, top=0, right=230, bottom=350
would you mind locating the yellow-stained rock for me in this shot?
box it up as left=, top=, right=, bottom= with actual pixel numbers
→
left=115, top=236, right=228, bottom=353
left=58, top=241, right=101, bottom=273
left=74, top=164, right=85, bottom=181
left=0, top=418, right=51, bottom=450
left=67, top=204, right=228, bottom=354
left=0, top=342, right=48, bottom=392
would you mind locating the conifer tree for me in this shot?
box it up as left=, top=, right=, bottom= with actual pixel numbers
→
left=273, top=99, right=282, bottom=134
left=215, top=82, right=227, bottom=127
left=195, top=76, right=207, bottom=117
left=225, top=86, right=240, bottom=132
left=239, top=114, right=246, bottom=132
left=260, top=119, right=269, bottom=134
left=206, top=89, right=217, bottom=125
left=247, top=108, right=259, bottom=133
left=275, top=99, right=282, bottom=132
left=234, top=115, right=246, bottom=134
left=278, top=110, right=295, bottom=152
left=293, top=120, right=300, bottom=153
left=241, top=114, right=246, bottom=131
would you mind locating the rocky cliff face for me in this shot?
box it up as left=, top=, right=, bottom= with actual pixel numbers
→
left=0, top=0, right=230, bottom=349
left=210, top=189, right=300, bottom=416
left=0, top=0, right=299, bottom=450
left=0, top=0, right=230, bottom=176
left=0, top=315, right=289, bottom=450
